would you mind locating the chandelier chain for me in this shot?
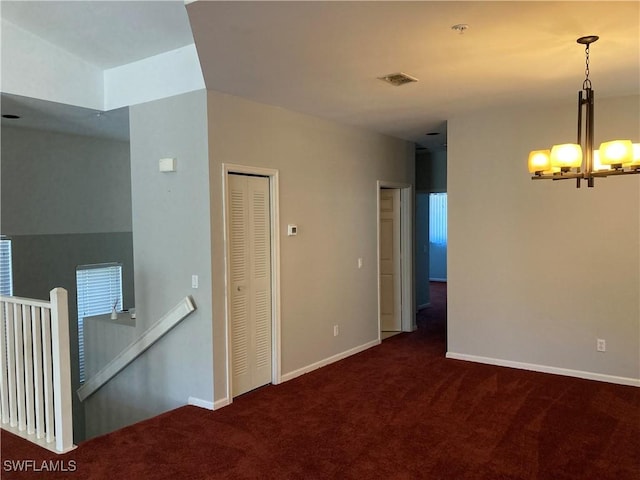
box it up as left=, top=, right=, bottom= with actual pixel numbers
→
left=583, top=44, right=592, bottom=90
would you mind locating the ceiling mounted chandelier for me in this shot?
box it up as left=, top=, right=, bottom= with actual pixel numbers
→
left=528, top=36, right=640, bottom=188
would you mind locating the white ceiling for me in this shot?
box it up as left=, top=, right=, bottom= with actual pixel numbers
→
left=1, top=0, right=194, bottom=69
left=2, top=1, right=639, bottom=149
left=188, top=1, right=639, bottom=148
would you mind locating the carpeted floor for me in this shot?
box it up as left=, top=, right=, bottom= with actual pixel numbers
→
left=2, top=282, right=639, bottom=479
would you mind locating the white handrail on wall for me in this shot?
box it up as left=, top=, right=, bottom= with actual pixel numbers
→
left=77, top=296, right=196, bottom=402
left=0, top=288, right=76, bottom=454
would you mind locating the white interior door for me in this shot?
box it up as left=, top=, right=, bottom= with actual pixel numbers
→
left=228, top=174, right=272, bottom=397
left=379, top=188, right=401, bottom=332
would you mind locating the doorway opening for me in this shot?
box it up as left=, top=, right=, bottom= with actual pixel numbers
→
left=414, top=146, right=448, bottom=346
left=377, top=181, right=414, bottom=341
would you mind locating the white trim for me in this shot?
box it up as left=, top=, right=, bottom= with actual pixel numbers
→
left=281, top=339, right=380, bottom=383
left=400, top=186, right=414, bottom=332
left=446, top=352, right=640, bottom=387
left=50, top=288, right=74, bottom=453
left=213, top=398, right=231, bottom=410
left=222, top=163, right=282, bottom=405
left=188, top=397, right=214, bottom=410
left=376, top=181, right=415, bottom=342
left=77, top=296, right=196, bottom=401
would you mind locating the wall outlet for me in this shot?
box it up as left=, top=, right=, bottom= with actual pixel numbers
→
left=192, top=275, right=199, bottom=289
left=357, top=258, right=363, bottom=269
left=333, top=325, right=339, bottom=337
left=596, top=338, right=606, bottom=352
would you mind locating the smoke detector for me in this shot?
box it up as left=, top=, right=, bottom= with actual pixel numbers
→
left=378, top=72, right=418, bottom=87
left=451, top=24, right=469, bottom=34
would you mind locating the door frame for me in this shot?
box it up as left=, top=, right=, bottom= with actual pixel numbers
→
left=377, top=181, right=415, bottom=338
left=222, top=163, right=282, bottom=402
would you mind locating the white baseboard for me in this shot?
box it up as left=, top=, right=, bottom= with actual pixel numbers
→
left=188, top=397, right=215, bottom=410
left=446, top=352, right=640, bottom=387
left=213, top=398, right=230, bottom=410
left=281, top=339, right=380, bottom=383
left=189, top=396, right=229, bottom=410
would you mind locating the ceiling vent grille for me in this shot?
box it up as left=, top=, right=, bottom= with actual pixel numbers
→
left=378, top=72, right=418, bottom=86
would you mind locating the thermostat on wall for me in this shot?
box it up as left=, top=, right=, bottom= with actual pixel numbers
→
left=287, top=224, right=298, bottom=236
left=159, top=157, right=177, bottom=172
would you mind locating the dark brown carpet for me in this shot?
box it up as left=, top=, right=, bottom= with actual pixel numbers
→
left=2, top=282, right=639, bottom=479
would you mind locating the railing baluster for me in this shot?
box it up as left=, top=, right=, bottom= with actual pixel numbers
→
left=32, top=307, right=45, bottom=439
left=23, top=306, right=35, bottom=435
left=14, top=304, right=26, bottom=431
left=0, top=301, right=9, bottom=424
left=6, top=302, right=16, bottom=427
left=41, top=307, right=54, bottom=444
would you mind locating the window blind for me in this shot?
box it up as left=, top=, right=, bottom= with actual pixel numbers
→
left=429, top=193, right=448, bottom=246
left=76, top=263, right=123, bottom=383
left=0, top=237, right=13, bottom=296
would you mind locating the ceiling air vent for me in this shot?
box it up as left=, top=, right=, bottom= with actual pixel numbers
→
left=378, top=72, right=418, bottom=86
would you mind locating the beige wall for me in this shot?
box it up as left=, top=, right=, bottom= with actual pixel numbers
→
left=208, top=91, right=414, bottom=402
left=448, top=95, right=639, bottom=382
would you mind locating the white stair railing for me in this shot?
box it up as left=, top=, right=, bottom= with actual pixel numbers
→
left=77, top=296, right=195, bottom=402
left=0, top=288, right=75, bottom=453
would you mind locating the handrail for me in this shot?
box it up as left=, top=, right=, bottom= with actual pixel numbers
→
left=77, top=296, right=196, bottom=402
left=1, top=295, right=52, bottom=309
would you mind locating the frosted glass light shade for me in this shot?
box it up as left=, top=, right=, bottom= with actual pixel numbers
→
left=599, top=140, right=632, bottom=166
left=528, top=150, right=551, bottom=173
left=550, top=144, right=582, bottom=169
left=592, top=150, right=610, bottom=171
left=627, top=143, right=640, bottom=167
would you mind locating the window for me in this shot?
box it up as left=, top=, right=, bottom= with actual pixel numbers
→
left=0, top=237, right=13, bottom=296
left=429, top=193, right=447, bottom=245
left=76, top=263, right=123, bottom=383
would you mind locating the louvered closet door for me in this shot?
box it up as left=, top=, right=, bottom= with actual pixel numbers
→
left=229, top=174, right=272, bottom=397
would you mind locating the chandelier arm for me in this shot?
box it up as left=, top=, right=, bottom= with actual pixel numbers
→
left=585, top=88, right=595, bottom=187
left=531, top=169, right=640, bottom=181
left=575, top=91, right=583, bottom=188
left=591, top=169, right=640, bottom=177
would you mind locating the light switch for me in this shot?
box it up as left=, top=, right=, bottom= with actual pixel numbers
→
left=159, top=157, right=177, bottom=172
left=358, top=258, right=363, bottom=269
left=287, top=224, right=298, bottom=236
left=191, top=275, right=199, bottom=289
